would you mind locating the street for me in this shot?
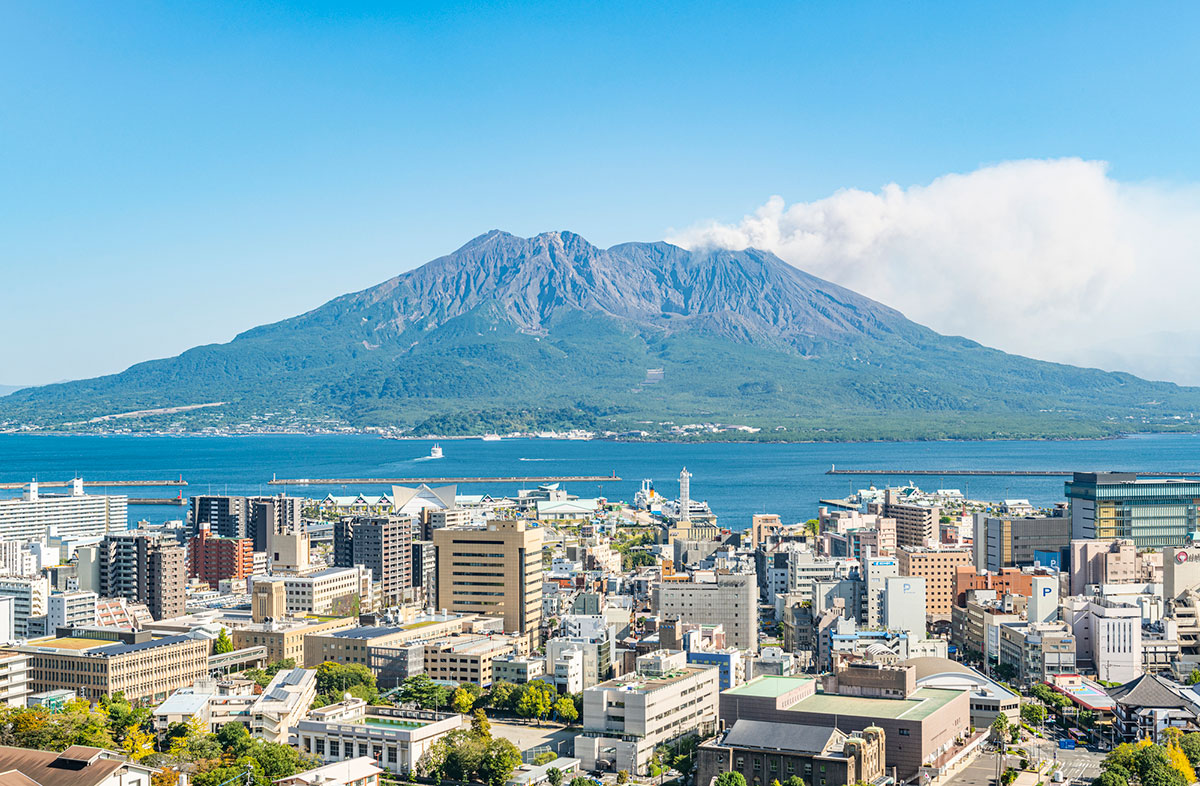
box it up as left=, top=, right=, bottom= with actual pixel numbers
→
left=942, top=743, right=1104, bottom=786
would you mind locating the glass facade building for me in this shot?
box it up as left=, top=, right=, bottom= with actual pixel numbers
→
left=1066, top=472, right=1200, bottom=549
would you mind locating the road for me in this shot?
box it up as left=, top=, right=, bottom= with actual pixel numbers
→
left=943, top=743, right=1103, bottom=786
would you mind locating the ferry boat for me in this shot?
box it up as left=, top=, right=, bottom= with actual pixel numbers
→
left=429, top=444, right=444, bottom=459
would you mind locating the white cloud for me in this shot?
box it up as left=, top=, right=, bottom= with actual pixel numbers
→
left=668, top=159, right=1200, bottom=385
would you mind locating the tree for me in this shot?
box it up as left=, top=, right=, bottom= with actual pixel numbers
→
left=554, top=696, right=578, bottom=724
left=516, top=683, right=553, bottom=724
left=400, top=675, right=452, bottom=710
left=488, top=681, right=517, bottom=711
left=1166, top=741, right=1197, bottom=785
left=479, top=738, right=522, bottom=786
left=616, top=771, right=630, bottom=785
left=533, top=752, right=558, bottom=766
left=546, top=768, right=563, bottom=786
left=316, top=662, right=376, bottom=700
left=471, top=709, right=492, bottom=739
left=990, top=713, right=1011, bottom=741
left=1180, top=733, right=1200, bottom=769
left=715, top=773, right=748, bottom=786
left=122, top=727, right=155, bottom=762
left=1094, top=772, right=1128, bottom=786
left=452, top=687, right=475, bottom=714
left=783, top=777, right=806, bottom=786
left=1021, top=703, right=1046, bottom=726
left=568, top=778, right=594, bottom=786
left=214, top=629, right=235, bottom=655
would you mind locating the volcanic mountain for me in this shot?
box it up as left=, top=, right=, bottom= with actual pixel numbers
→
left=6, top=230, right=1200, bottom=439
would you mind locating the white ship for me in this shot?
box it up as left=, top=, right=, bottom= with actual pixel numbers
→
left=481, top=433, right=501, bottom=442
left=429, top=444, right=444, bottom=459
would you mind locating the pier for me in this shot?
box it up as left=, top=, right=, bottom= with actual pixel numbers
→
left=0, top=479, right=188, bottom=490
left=825, top=468, right=1200, bottom=477
left=128, top=497, right=187, bottom=505
left=269, top=473, right=622, bottom=486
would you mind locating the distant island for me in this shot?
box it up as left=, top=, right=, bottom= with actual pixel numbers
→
left=3, top=230, right=1200, bottom=442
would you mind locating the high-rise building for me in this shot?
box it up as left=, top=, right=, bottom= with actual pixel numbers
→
left=189, top=524, right=254, bottom=587
left=98, top=532, right=186, bottom=620
left=0, top=480, right=126, bottom=542
left=190, top=495, right=250, bottom=538
left=411, top=541, right=437, bottom=606
left=434, top=519, right=543, bottom=644
left=251, top=495, right=303, bottom=552
left=0, top=577, right=48, bottom=638
left=1066, top=472, right=1200, bottom=549
left=881, top=490, right=939, bottom=549
left=334, top=516, right=411, bottom=605
left=679, top=468, right=692, bottom=523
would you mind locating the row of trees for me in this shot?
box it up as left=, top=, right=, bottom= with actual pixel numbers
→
left=0, top=693, right=152, bottom=759
left=398, top=676, right=579, bottom=724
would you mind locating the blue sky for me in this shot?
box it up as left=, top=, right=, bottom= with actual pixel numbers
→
left=4, top=1, right=1200, bottom=385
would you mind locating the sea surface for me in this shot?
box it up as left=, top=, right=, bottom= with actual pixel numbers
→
left=2, top=433, right=1200, bottom=528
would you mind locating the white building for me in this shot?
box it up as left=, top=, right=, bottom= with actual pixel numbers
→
left=0, top=651, right=28, bottom=706
left=0, top=575, right=48, bottom=637
left=1064, top=597, right=1143, bottom=683
left=253, top=566, right=374, bottom=617
left=48, top=590, right=98, bottom=630
left=276, top=757, right=384, bottom=786
left=884, top=576, right=926, bottom=640
left=291, top=700, right=463, bottom=775
left=551, top=646, right=585, bottom=694
left=0, top=540, right=41, bottom=578
left=0, top=480, right=127, bottom=542
left=574, top=650, right=719, bottom=775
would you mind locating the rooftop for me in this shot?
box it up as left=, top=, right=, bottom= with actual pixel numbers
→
left=792, top=687, right=962, bottom=721
left=724, top=676, right=813, bottom=698
left=601, top=665, right=711, bottom=692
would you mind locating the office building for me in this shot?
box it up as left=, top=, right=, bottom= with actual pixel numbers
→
left=1070, top=539, right=1142, bottom=595
left=411, top=541, right=437, bottom=606
left=0, top=651, right=28, bottom=706
left=12, top=628, right=209, bottom=703
left=0, top=576, right=47, bottom=638
left=303, top=614, right=470, bottom=669
left=574, top=650, right=720, bottom=775
left=952, top=566, right=1034, bottom=607
left=257, top=566, right=373, bottom=617
left=335, top=516, right=412, bottom=605
left=492, top=655, right=546, bottom=685
left=189, top=524, right=254, bottom=587
left=658, top=573, right=757, bottom=651
left=1066, top=472, right=1200, bottom=549
left=232, top=616, right=357, bottom=665
left=98, top=532, right=185, bottom=620
left=546, top=634, right=613, bottom=691
left=434, top=519, right=543, bottom=645
left=897, top=547, right=971, bottom=618
left=422, top=634, right=518, bottom=687
left=696, top=722, right=885, bottom=786
left=0, top=480, right=126, bottom=542
left=973, top=513, right=1071, bottom=572
left=252, top=495, right=302, bottom=553
left=1062, top=597, right=1142, bottom=683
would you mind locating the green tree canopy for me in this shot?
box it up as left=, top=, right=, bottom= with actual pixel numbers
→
left=214, top=629, right=235, bottom=654
left=716, top=773, right=749, bottom=786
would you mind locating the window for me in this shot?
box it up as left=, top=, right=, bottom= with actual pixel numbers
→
left=898, top=729, right=910, bottom=736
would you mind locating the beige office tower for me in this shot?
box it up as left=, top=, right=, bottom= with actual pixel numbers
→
left=434, top=519, right=543, bottom=646
left=253, top=579, right=287, bottom=622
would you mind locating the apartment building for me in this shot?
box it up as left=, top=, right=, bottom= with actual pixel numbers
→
left=334, top=516, right=412, bottom=605
left=574, top=649, right=720, bottom=775
left=0, top=651, right=28, bottom=706
left=0, top=576, right=48, bottom=637
left=1070, top=539, right=1140, bottom=596
left=435, top=519, right=543, bottom=645
left=98, top=531, right=186, bottom=621
left=190, top=494, right=301, bottom=551
left=879, top=489, right=938, bottom=549
left=0, top=480, right=127, bottom=542
left=47, top=590, right=97, bottom=629
left=12, top=628, right=209, bottom=703
left=658, top=573, right=757, bottom=651
left=897, top=546, right=971, bottom=617
left=189, top=525, right=254, bottom=586
left=952, top=566, right=1034, bottom=607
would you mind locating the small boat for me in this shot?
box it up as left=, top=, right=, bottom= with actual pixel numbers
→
left=481, top=434, right=501, bottom=442
left=429, top=444, right=444, bottom=459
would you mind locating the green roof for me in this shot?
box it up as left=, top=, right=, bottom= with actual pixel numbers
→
left=790, top=687, right=961, bottom=721
left=724, top=676, right=813, bottom=698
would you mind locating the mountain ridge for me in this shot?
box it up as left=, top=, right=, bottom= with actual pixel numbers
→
left=3, top=230, right=1198, bottom=440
